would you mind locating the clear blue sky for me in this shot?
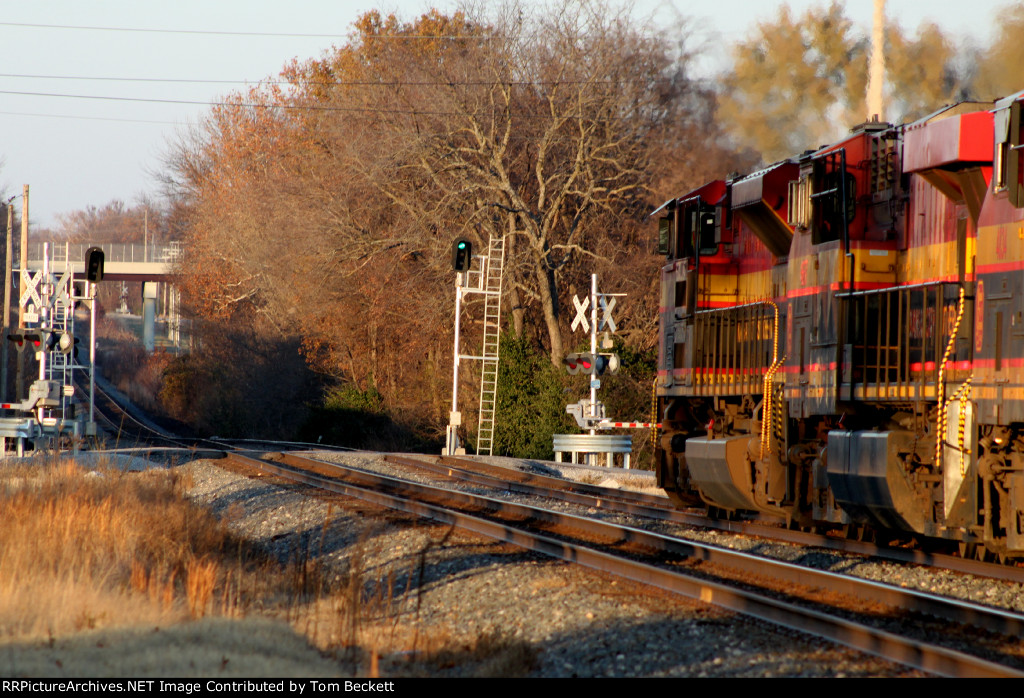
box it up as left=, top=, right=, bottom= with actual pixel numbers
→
left=0, top=0, right=1006, bottom=229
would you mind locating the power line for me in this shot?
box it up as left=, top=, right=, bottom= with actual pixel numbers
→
left=0, top=72, right=713, bottom=88
left=0, top=73, right=265, bottom=86
left=0, top=87, right=705, bottom=121
left=0, top=21, right=488, bottom=40
left=0, top=109, right=178, bottom=125
left=0, top=21, right=348, bottom=38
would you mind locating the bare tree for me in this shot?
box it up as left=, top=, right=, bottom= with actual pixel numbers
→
left=166, top=0, right=725, bottom=426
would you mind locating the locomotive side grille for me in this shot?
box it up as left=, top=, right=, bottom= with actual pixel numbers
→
left=691, top=301, right=777, bottom=395
left=870, top=137, right=899, bottom=194
left=839, top=282, right=966, bottom=399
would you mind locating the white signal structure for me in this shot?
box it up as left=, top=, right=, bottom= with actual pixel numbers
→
left=567, top=274, right=626, bottom=435
left=1, top=242, right=98, bottom=455
left=446, top=236, right=505, bottom=457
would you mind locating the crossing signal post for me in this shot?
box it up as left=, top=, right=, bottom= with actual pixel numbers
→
left=1, top=242, right=103, bottom=451
left=563, top=273, right=627, bottom=435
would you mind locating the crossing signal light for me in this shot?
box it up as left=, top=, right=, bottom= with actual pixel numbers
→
left=564, top=352, right=619, bottom=376
left=56, top=332, right=78, bottom=356
left=564, top=352, right=599, bottom=375
left=451, top=238, right=472, bottom=272
left=85, top=246, right=104, bottom=282
left=6, top=330, right=27, bottom=353
left=564, top=352, right=587, bottom=375
left=7, top=329, right=47, bottom=354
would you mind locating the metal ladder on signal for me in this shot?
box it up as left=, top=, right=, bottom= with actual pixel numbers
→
left=475, top=236, right=505, bottom=456
left=46, top=269, right=75, bottom=396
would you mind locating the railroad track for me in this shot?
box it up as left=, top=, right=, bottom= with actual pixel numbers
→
left=65, top=386, right=1024, bottom=675
left=393, top=453, right=1024, bottom=585
left=220, top=449, right=1024, bottom=678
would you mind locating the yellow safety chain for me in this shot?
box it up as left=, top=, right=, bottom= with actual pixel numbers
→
left=760, top=299, right=784, bottom=461
left=945, top=375, right=973, bottom=476
left=651, top=376, right=659, bottom=456
left=935, top=287, right=966, bottom=470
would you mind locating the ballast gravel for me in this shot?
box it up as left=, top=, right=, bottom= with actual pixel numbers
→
left=182, top=453, right=933, bottom=678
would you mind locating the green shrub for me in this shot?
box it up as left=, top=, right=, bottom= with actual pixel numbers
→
left=492, top=333, right=577, bottom=460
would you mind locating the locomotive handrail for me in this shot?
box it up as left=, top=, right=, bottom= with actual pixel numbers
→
left=835, top=279, right=964, bottom=298
left=692, top=298, right=780, bottom=315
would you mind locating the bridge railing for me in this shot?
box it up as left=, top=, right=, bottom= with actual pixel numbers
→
left=26, top=241, right=183, bottom=265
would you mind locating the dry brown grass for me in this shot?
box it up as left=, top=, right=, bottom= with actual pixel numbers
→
left=0, top=458, right=240, bottom=640
left=0, top=457, right=536, bottom=677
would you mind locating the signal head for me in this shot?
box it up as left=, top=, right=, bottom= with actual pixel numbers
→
left=451, top=238, right=473, bottom=272
left=85, top=247, right=105, bottom=282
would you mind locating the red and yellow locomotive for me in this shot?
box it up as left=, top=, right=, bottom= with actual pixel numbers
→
left=653, top=91, right=1024, bottom=560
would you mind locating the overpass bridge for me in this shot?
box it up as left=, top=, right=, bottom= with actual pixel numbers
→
left=25, top=242, right=181, bottom=281
left=23, top=241, right=184, bottom=351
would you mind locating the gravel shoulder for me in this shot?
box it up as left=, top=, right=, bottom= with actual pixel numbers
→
left=3, top=451, right=937, bottom=678
left=176, top=453, right=921, bottom=677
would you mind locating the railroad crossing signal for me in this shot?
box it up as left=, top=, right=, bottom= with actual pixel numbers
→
left=7, top=329, right=49, bottom=355
left=571, top=295, right=590, bottom=333
left=563, top=352, right=592, bottom=375
left=564, top=352, right=618, bottom=376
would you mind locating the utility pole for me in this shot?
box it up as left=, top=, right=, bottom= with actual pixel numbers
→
left=18, top=185, right=27, bottom=327
left=2, top=199, right=12, bottom=402
left=16, top=186, right=28, bottom=401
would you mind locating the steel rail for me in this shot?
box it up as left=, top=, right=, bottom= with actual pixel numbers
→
left=387, top=453, right=679, bottom=518
left=392, top=453, right=1024, bottom=584
left=435, top=454, right=670, bottom=506
left=225, top=451, right=1024, bottom=678
left=282, top=452, right=1024, bottom=637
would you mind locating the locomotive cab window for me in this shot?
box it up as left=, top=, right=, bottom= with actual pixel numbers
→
left=996, top=100, right=1024, bottom=208
left=689, top=203, right=719, bottom=257
left=658, top=216, right=672, bottom=256
left=810, top=154, right=855, bottom=245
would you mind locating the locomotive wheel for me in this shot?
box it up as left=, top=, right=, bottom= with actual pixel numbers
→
left=958, top=542, right=977, bottom=559
left=664, top=489, right=701, bottom=508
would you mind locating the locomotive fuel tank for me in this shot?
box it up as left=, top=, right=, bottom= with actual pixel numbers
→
left=685, top=434, right=790, bottom=516
left=826, top=430, right=932, bottom=535
left=685, top=435, right=758, bottom=512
